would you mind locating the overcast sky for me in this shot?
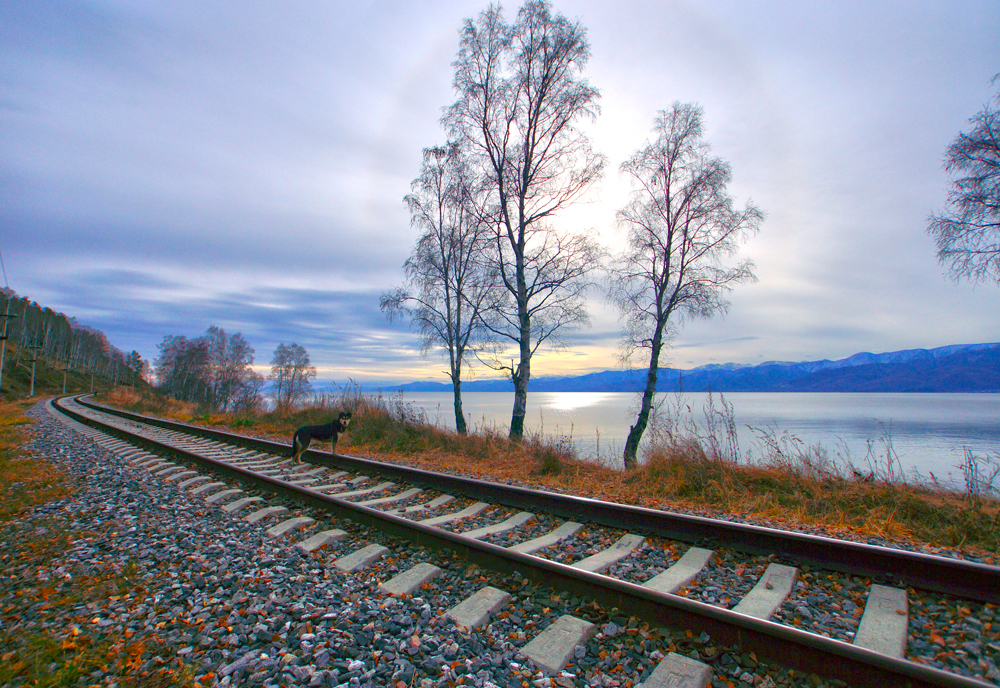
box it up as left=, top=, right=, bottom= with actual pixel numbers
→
left=2, top=0, right=998, bottom=385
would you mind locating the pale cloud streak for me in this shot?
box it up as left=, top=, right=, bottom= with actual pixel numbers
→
left=2, top=0, right=998, bottom=384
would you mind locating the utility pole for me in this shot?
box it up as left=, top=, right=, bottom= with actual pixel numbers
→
left=0, top=303, right=17, bottom=401
left=26, top=342, right=42, bottom=398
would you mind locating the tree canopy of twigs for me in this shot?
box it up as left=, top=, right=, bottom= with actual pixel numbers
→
left=155, top=326, right=262, bottom=412
left=443, top=0, right=605, bottom=440
left=928, top=77, right=1000, bottom=285
left=269, top=342, right=316, bottom=411
left=610, top=103, right=763, bottom=469
left=381, top=142, right=498, bottom=434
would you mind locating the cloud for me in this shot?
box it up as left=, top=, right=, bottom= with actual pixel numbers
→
left=1, top=0, right=998, bottom=386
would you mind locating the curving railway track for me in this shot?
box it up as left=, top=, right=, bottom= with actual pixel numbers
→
left=50, top=394, right=1000, bottom=688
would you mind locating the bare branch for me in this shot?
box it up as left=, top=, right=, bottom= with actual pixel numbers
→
left=927, top=80, right=1000, bottom=285
left=610, top=103, right=763, bottom=467
left=443, top=1, right=604, bottom=439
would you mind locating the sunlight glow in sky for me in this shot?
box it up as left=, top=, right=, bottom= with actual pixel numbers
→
left=2, top=1, right=998, bottom=384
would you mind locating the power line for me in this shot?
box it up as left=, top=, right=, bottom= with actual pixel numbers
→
left=0, top=244, right=8, bottom=289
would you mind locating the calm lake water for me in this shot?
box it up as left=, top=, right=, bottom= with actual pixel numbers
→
left=392, top=391, right=1000, bottom=482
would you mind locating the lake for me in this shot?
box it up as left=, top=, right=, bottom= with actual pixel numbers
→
left=390, top=391, right=1000, bottom=484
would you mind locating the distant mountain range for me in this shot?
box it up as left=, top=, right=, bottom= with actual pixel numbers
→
left=389, top=342, right=1000, bottom=393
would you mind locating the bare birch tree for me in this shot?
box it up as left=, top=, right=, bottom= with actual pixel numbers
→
left=153, top=326, right=261, bottom=409
left=928, top=78, right=1000, bottom=285
left=444, top=0, right=605, bottom=440
left=610, top=103, right=763, bottom=469
left=381, top=143, right=497, bottom=434
left=270, top=342, right=316, bottom=410
left=205, top=326, right=257, bottom=412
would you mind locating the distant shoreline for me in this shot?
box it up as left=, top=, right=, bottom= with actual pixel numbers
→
left=363, top=342, right=1000, bottom=394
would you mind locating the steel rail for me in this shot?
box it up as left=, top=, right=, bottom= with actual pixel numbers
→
left=70, top=394, right=1000, bottom=605
left=52, top=395, right=996, bottom=688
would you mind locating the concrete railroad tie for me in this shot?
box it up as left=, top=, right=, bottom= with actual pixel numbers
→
left=294, top=529, right=347, bottom=554
left=379, top=563, right=442, bottom=596
left=419, top=502, right=489, bottom=527
left=189, top=481, right=227, bottom=495
left=335, top=544, right=388, bottom=572
left=178, top=475, right=212, bottom=489
left=356, top=487, right=423, bottom=507
left=509, top=521, right=583, bottom=555
left=222, top=497, right=264, bottom=513
left=266, top=516, right=315, bottom=538
left=643, top=548, right=715, bottom=594
left=571, top=533, right=646, bottom=573
left=637, top=653, right=714, bottom=688
left=165, top=471, right=198, bottom=482
left=388, top=494, right=455, bottom=516
left=337, top=482, right=395, bottom=499
left=460, top=512, right=535, bottom=540
left=445, top=586, right=510, bottom=630
left=205, top=489, right=244, bottom=504
left=732, top=563, right=798, bottom=620
left=853, top=584, right=909, bottom=658
left=244, top=506, right=289, bottom=524
left=521, top=615, right=597, bottom=675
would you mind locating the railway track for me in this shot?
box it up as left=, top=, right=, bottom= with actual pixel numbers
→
left=50, top=394, right=999, bottom=688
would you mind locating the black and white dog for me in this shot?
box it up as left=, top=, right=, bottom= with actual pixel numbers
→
left=290, top=411, right=352, bottom=463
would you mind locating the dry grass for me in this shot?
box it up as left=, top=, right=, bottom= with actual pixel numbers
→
left=97, top=386, right=1000, bottom=559
left=103, top=386, right=198, bottom=421
left=0, top=399, right=197, bottom=687
left=0, top=400, right=74, bottom=521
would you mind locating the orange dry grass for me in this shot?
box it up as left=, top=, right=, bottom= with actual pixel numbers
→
left=103, top=386, right=198, bottom=421
left=0, top=400, right=74, bottom=521
left=348, top=428, right=1000, bottom=558
left=98, top=388, right=1000, bottom=558
left=0, top=398, right=194, bottom=687
left=0, top=520, right=196, bottom=687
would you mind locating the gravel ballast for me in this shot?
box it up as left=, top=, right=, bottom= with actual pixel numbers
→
left=2, top=400, right=996, bottom=687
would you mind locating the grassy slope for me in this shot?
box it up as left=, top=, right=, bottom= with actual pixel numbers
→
left=0, top=341, right=143, bottom=401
